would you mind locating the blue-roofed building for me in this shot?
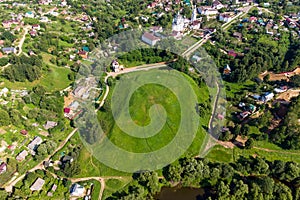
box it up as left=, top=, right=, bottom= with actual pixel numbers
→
left=82, top=46, right=90, bottom=52
left=2, top=47, right=15, bottom=54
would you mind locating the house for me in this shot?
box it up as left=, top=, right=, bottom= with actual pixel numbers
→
left=252, top=94, right=261, bottom=100
left=239, top=102, right=246, bottom=108
left=32, top=24, right=40, bottom=30
left=197, top=7, right=218, bottom=16
left=169, top=30, right=183, bottom=40
left=20, top=129, right=28, bottom=135
left=233, top=32, right=242, bottom=40
left=60, top=0, right=67, bottom=6
left=217, top=113, right=224, bottom=120
left=82, top=46, right=90, bottom=52
left=274, top=86, right=288, bottom=93
left=78, top=50, right=88, bottom=59
left=111, top=60, right=124, bottom=72
left=240, top=111, right=251, bottom=119
left=141, top=32, right=160, bottom=46
left=44, top=121, right=58, bottom=130
left=47, top=184, right=57, bottom=196
left=223, top=64, right=231, bottom=75
left=248, top=104, right=256, bottom=113
left=249, top=16, right=257, bottom=23
left=25, top=11, right=35, bottom=18
left=70, top=183, right=85, bottom=196
left=0, top=87, right=9, bottom=97
left=191, top=54, right=201, bottom=62
left=212, top=0, right=225, bottom=9
left=62, top=155, right=74, bottom=163
left=27, top=136, right=43, bottom=151
left=30, top=178, right=45, bottom=191
left=261, top=92, right=274, bottom=102
left=0, top=162, right=7, bottom=174
left=16, top=150, right=28, bottom=161
left=2, top=47, right=16, bottom=54
left=64, top=107, right=71, bottom=114
left=219, top=14, right=233, bottom=23
left=40, top=16, right=49, bottom=23
left=228, top=50, right=237, bottom=58
left=190, top=20, right=201, bottom=30
left=2, top=20, right=12, bottom=28
left=150, top=26, right=163, bottom=33
left=29, top=30, right=37, bottom=37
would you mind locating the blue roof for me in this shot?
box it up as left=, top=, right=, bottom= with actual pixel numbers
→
left=82, top=46, right=90, bottom=52
left=2, top=47, right=14, bottom=51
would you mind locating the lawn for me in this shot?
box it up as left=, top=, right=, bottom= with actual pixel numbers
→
left=102, top=177, right=132, bottom=200
left=85, top=69, right=211, bottom=172
left=206, top=144, right=300, bottom=163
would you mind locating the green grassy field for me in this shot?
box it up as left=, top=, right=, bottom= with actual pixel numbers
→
left=102, top=177, right=132, bottom=199
left=206, top=144, right=300, bottom=163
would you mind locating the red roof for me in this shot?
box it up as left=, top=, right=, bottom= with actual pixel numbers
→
left=217, top=113, right=224, bottom=120
left=78, top=50, right=87, bottom=55
left=228, top=50, right=237, bottom=57
left=142, top=32, right=160, bottom=41
left=64, top=107, right=71, bottom=113
left=20, top=130, right=28, bottom=135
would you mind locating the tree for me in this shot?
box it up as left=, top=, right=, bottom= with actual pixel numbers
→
left=263, top=74, right=270, bottom=82
left=0, top=57, right=9, bottom=66
left=231, top=180, right=249, bottom=199
left=290, top=75, right=300, bottom=87
left=245, top=138, right=254, bottom=149
left=0, top=109, right=10, bottom=126
left=217, top=181, right=230, bottom=199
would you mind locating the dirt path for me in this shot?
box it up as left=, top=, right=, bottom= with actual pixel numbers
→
left=95, top=62, right=168, bottom=111
left=253, top=147, right=300, bottom=155
left=4, top=128, right=78, bottom=192
left=16, top=25, right=30, bottom=56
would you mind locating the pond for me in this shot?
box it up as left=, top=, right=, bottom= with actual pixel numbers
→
left=155, top=186, right=206, bottom=200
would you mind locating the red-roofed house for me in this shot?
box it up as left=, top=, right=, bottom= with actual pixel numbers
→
left=78, top=50, right=88, bottom=59
left=0, top=162, right=7, bottom=174
left=20, top=130, right=28, bottom=135
left=228, top=50, right=237, bottom=58
left=32, top=24, right=40, bottom=30
left=64, top=107, right=71, bottom=114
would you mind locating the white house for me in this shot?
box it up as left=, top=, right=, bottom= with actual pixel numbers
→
left=262, top=92, right=274, bottom=102
left=198, top=7, right=218, bottom=16
left=190, top=20, right=201, bottom=30
left=0, top=88, right=9, bottom=97
left=142, top=32, right=160, bottom=46
left=219, top=13, right=233, bottom=23
left=212, top=0, right=225, bottom=10
left=70, top=184, right=85, bottom=196
left=111, top=60, right=124, bottom=72
left=25, top=11, right=34, bottom=18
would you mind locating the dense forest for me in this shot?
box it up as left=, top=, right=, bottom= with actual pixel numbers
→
left=107, top=156, right=300, bottom=200
left=270, top=96, right=300, bottom=149
left=2, top=55, right=43, bottom=82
